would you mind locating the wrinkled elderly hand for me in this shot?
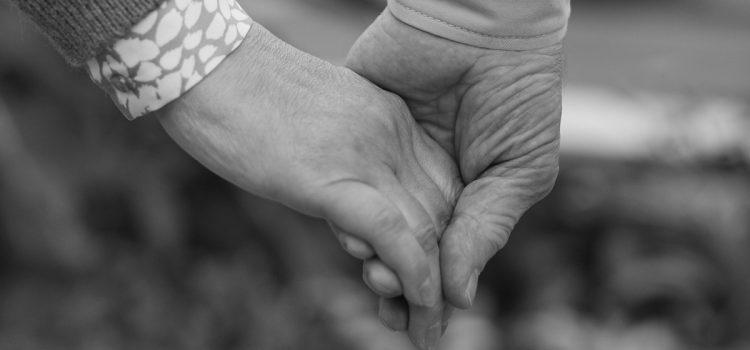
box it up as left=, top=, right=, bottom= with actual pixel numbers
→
left=346, top=9, right=562, bottom=336
left=156, top=22, right=463, bottom=345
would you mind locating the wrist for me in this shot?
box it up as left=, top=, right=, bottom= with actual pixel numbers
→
left=159, top=22, right=334, bottom=126
left=155, top=22, right=346, bottom=171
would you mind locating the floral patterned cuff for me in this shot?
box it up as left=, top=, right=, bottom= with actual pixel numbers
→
left=86, top=0, right=253, bottom=120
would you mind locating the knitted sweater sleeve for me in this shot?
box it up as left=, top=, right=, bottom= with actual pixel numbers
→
left=10, top=0, right=167, bottom=66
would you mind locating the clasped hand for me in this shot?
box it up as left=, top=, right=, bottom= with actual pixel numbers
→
left=157, top=11, right=561, bottom=350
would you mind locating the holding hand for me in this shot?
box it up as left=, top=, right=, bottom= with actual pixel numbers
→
left=156, top=22, right=462, bottom=348
left=346, top=9, right=562, bottom=334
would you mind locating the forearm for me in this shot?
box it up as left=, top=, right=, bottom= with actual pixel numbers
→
left=387, top=0, right=570, bottom=50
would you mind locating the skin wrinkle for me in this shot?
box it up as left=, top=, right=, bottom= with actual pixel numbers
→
left=447, top=79, right=470, bottom=160
left=474, top=168, right=558, bottom=199
left=453, top=59, right=545, bottom=162
left=447, top=207, right=510, bottom=273
left=478, top=150, right=560, bottom=182
left=466, top=59, right=560, bottom=135
left=469, top=63, right=558, bottom=112
left=406, top=84, right=464, bottom=159
left=474, top=136, right=560, bottom=199
left=463, top=184, right=521, bottom=234
left=410, top=114, right=453, bottom=152
left=468, top=50, right=561, bottom=88
left=482, top=169, right=556, bottom=205
left=413, top=54, right=472, bottom=160
left=445, top=45, right=562, bottom=280
left=489, top=101, right=561, bottom=168
left=478, top=86, right=559, bottom=161
left=458, top=78, right=559, bottom=181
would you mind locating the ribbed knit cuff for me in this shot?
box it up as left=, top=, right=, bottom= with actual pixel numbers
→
left=14, top=0, right=168, bottom=66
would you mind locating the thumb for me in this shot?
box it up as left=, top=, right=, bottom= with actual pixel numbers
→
left=440, top=167, right=557, bottom=309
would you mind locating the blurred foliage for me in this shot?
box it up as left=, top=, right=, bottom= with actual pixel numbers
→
left=0, top=0, right=749, bottom=349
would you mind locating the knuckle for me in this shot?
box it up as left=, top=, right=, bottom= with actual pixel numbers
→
left=370, top=207, right=405, bottom=240
left=358, top=91, right=411, bottom=139
left=412, top=223, right=439, bottom=253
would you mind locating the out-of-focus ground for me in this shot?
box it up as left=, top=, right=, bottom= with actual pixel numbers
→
left=0, top=0, right=748, bottom=349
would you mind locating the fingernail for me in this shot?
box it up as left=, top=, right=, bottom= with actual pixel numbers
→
left=464, top=271, right=479, bottom=307
left=441, top=322, right=448, bottom=336
left=379, top=316, right=397, bottom=331
left=441, top=307, right=454, bottom=335
left=419, top=277, right=438, bottom=307
left=424, top=322, right=442, bottom=350
left=378, top=308, right=397, bottom=332
left=442, top=307, right=454, bottom=323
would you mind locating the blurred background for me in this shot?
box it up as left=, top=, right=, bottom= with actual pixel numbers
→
left=0, top=0, right=749, bottom=349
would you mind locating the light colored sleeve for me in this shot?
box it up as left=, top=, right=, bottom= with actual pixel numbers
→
left=387, top=0, right=570, bottom=50
left=85, top=0, right=254, bottom=120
